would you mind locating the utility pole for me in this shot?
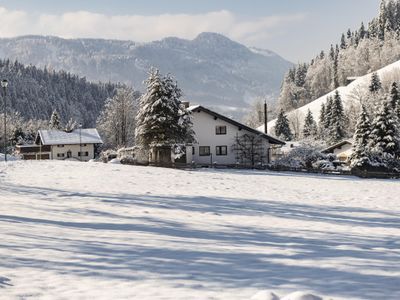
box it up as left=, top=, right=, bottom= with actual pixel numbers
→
left=264, top=101, right=268, bottom=134
left=1, top=80, right=9, bottom=162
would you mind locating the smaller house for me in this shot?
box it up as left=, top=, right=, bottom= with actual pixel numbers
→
left=322, top=140, right=353, bottom=163
left=16, top=128, right=103, bottom=161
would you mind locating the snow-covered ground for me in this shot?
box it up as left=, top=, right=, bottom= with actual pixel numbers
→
left=0, top=161, right=399, bottom=300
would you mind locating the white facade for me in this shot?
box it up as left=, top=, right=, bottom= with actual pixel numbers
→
left=51, top=144, right=95, bottom=162
left=332, top=143, right=353, bottom=161
left=185, top=106, right=284, bottom=166
left=323, top=140, right=353, bottom=163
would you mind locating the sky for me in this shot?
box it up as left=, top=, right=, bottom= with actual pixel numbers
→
left=0, top=0, right=381, bottom=62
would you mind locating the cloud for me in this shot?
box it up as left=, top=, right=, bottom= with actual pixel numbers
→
left=0, top=6, right=305, bottom=47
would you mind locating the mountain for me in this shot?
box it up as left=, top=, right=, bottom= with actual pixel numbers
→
left=0, top=32, right=292, bottom=117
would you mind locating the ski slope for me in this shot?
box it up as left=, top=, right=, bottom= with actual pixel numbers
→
left=0, top=161, right=399, bottom=299
left=258, top=59, right=400, bottom=133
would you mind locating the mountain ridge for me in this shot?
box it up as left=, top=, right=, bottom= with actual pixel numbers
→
left=0, top=32, right=292, bottom=118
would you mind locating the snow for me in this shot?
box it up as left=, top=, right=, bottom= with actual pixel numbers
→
left=1, top=160, right=399, bottom=299
left=259, top=59, right=400, bottom=133
left=38, top=128, right=103, bottom=145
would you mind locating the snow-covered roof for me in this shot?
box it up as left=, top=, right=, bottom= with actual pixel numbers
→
left=322, top=140, right=353, bottom=153
left=37, top=129, right=103, bottom=145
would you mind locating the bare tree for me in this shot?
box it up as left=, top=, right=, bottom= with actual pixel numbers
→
left=233, top=133, right=267, bottom=167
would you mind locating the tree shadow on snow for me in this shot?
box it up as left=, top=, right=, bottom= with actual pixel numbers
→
left=0, top=183, right=399, bottom=299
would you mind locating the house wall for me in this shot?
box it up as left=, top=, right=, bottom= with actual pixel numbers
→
left=187, top=109, right=270, bottom=165
left=51, top=144, right=95, bottom=161
left=333, top=143, right=353, bottom=161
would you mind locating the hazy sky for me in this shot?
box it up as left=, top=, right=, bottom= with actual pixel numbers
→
left=0, top=0, right=381, bottom=62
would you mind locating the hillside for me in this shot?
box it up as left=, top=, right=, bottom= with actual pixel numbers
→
left=0, top=59, right=118, bottom=126
left=1, top=160, right=399, bottom=299
left=259, top=59, right=400, bottom=133
left=0, top=33, right=293, bottom=117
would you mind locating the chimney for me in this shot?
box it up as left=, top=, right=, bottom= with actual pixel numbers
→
left=182, top=101, right=190, bottom=108
left=264, top=101, right=268, bottom=134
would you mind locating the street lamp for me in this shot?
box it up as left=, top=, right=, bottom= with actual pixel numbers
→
left=1, top=79, right=8, bottom=162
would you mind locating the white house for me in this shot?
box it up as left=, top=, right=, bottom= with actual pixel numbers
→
left=16, top=129, right=103, bottom=161
left=322, top=140, right=353, bottom=163
left=185, top=105, right=285, bottom=166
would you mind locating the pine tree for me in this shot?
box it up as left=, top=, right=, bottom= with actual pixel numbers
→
left=390, top=82, right=399, bottom=111
left=318, top=103, right=327, bottom=137
left=275, top=109, right=293, bottom=141
left=328, top=91, right=346, bottom=144
left=49, top=110, right=61, bottom=130
left=135, top=68, right=194, bottom=151
left=369, top=72, right=382, bottom=93
left=358, top=22, right=367, bottom=39
left=340, top=33, right=347, bottom=49
left=350, top=105, right=372, bottom=168
left=303, top=109, right=318, bottom=139
left=378, top=0, right=387, bottom=40
left=369, top=99, right=400, bottom=159
left=324, top=96, right=334, bottom=129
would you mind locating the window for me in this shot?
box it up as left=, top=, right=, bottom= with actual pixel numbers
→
left=78, top=151, right=89, bottom=157
left=216, top=146, right=227, bottom=156
left=82, top=144, right=87, bottom=147
left=192, top=146, right=195, bottom=155
left=215, top=125, right=227, bottom=135
left=57, top=145, right=65, bottom=148
left=57, top=153, right=65, bottom=158
left=199, top=146, right=210, bottom=156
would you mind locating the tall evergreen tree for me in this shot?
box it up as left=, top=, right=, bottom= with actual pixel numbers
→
left=350, top=105, right=372, bottom=168
left=369, top=99, right=400, bottom=159
left=49, top=110, right=61, bottom=130
left=135, top=68, right=194, bottom=150
left=302, top=109, right=318, bottom=139
left=390, top=82, right=399, bottom=111
left=275, top=109, right=293, bottom=141
left=369, top=72, right=382, bottom=93
left=340, top=33, right=347, bottom=49
left=328, top=91, right=346, bottom=144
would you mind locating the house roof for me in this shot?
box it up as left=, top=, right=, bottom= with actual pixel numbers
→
left=322, top=140, right=353, bottom=153
left=188, top=105, right=285, bottom=145
left=36, top=129, right=103, bottom=145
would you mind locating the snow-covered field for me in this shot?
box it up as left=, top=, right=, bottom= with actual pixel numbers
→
left=0, top=161, right=399, bottom=300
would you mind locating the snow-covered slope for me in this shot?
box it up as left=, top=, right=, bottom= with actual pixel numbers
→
left=1, top=160, right=399, bottom=299
left=0, top=33, right=292, bottom=118
left=258, top=59, right=400, bottom=133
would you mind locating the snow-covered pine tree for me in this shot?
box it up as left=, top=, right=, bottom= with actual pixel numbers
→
left=324, top=95, right=334, bottom=130
left=275, top=109, right=293, bottom=141
left=350, top=105, right=372, bottom=168
left=328, top=91, right=347, bottom=144
left=369, top=99, right=400, bottom=159
left=135, top=68, right=194, bottom=162
left=303, top=109, right=318, bottom=139
left=390, top=82, right=399, bottom=112
left=318, top=103, right=327, bottom=138
left=49, top=110, right=62, bottom=130
left=340, top=33, right=347, bottom=49
left=369, top=72, right=382, bottom=93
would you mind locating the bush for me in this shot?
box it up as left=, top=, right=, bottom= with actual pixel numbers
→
left=271, top=144, right=335, bottom=170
